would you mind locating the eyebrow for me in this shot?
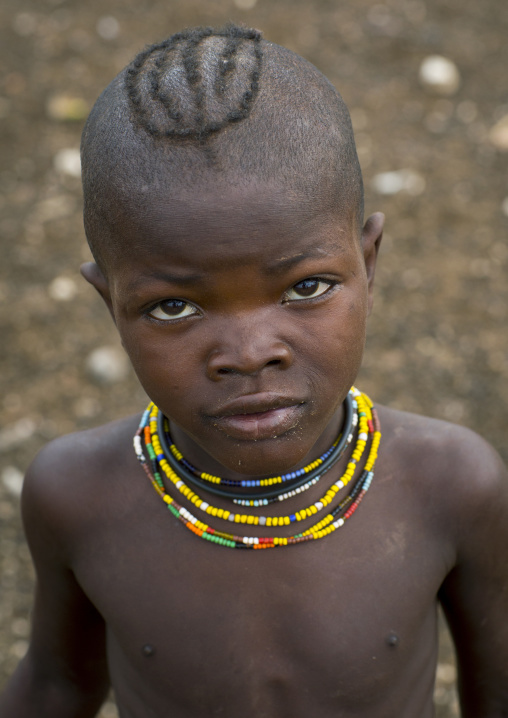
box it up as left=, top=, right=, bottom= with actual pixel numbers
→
left=126, top=270, right=206, bottom=292
left=264, top=250, right=329, bottom=275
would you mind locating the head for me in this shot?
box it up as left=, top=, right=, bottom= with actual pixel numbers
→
left=80, top=25, right=383, bottom=477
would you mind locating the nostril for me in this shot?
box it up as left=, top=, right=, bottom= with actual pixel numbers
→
left=218, top=367, right=234, bottom=375
left=266, top=359, right=281, bottom=366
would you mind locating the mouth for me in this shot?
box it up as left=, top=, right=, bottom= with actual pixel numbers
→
left=208, top=393, right=306, bottom=441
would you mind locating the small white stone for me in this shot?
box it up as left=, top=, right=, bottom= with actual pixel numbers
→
left=9, top=640, right=28, bottom=659
left=233, top=0, right=257, bottom=8
left=13, top=12, right=37, bottom=36
left=86, top=346, right=129, bottom=383
left=419, top=55, right=460, bottom=96
left=99, top=701, right=119, bottom=718
left=436, top=662, right=457, bottom=683
left=2, top=466, right=24, bottom=497
left=53, top=148, right=81, bottom=178
left=48, top=275, right=78, bottom=302
left=12, top=617, right=29, bottom=637
left=489, top=114, right=508, bottom=151
left=502, top=197, right=508, bottom=217
left=96, top=16, right=120, bottom=40
left=371, top=169, right=426, bottom=196
left=0, top=418, right=36, bottom=452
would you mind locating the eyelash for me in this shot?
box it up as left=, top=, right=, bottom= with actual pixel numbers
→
left=282, top=277, right=337, bottom=303
left=145, top=277, right=338, bottom=322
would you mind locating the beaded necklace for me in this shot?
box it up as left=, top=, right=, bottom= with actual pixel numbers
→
left=157, top=393, right=357, bottom=502
left=161, top=393, right=356, bottom=491
left=133, top=387, right=381, bottom=549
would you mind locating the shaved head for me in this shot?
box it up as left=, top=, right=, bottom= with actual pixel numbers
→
left=81, top=25, right=363, bottom=270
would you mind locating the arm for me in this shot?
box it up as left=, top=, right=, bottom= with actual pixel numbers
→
left=0, top=443, right=110, bottom=718
left=438, top=432, right=508, bottom=717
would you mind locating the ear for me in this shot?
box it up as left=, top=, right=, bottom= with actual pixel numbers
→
left=80, top=262, right=116, bottom=324
left=361, top=212, right=384, bottom=315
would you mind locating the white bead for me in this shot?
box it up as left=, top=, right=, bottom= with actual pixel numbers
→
left=176, top=480, right=184, bottom=489
left=359, top=432, right=368, bottom=441
left=315, top=502, right=323, bottom=511
left=259, top=516, right=267, bottom=526
left=200, top=502, right=209, bottom=511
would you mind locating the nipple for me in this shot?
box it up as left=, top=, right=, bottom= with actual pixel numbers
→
left=142, top=644, right=156, bottom=657
left=386, top=632, right=399, bottom=647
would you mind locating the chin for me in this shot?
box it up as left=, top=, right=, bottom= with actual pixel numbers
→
left=204, top=431, right=316, bottom=477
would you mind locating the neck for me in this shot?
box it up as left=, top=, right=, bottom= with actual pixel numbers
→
left=168, top=403, right=346, bottom=483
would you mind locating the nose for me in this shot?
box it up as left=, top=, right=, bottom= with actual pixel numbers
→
left=206, top=317, right=293, bottom=380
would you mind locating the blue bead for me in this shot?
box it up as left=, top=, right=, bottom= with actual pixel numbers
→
left=290, top=514, right=296, bottom=522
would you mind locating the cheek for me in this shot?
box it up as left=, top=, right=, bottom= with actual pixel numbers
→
left=120, top=326, right=206, bottom=410
left=300, top=290, right=367, bottom=375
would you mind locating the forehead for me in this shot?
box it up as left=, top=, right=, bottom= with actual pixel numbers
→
left=103, top=178, right=359, bottom=277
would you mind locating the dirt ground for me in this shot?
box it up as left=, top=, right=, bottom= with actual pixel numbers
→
left=1, top=0, right=507, bottom=715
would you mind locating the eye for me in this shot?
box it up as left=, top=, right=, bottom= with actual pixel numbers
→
left=147, top=299, right=199, bottom=321
left=283, top=278, right=335, bottom=302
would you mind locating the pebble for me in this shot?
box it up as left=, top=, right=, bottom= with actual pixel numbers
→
left=436, top=662, right=457, bottom=683
left=53, top=148, right=81, bottom=178
left=0, top=419, right=36, bottom=452
left=233, top=0, right=258, bottom=8
left=48, top=276, right=78, bottom=302
left=489, top=114, right=508, bottom=151
left=46, top=95, right=89, bottom=121
left=371, top=169, right=426, bottom=196
left=9, top=640, right=28, bottom=659
left=96, top=16, right=120, bottom=40
left=99, top=702, right=119, bottom=718
left=86, top=346, right=129, bottom=384
left=419, top=55, right=460, bottom=96
left=12, top=12, right=37, bottom=37
left=1, top=467, right=24, bottom=497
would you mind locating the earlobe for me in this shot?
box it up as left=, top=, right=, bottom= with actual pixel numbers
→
left=80, top=262, right=116, bottom=322
left=361, top=212, right=384, bottom=315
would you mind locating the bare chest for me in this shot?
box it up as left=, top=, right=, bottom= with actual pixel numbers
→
left=72, top=477, right=447, bottom=717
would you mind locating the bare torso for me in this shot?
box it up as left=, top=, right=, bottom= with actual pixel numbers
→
left=61, top=405, right=458, bottom=718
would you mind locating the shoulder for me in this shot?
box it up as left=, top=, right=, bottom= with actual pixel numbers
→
left=21, top=414, right=142, bottom=563
left=377, top=404, right=506, bottom=488
left=376, top=404, right=508, bottom=549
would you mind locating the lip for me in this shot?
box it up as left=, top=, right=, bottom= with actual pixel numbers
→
left=208, top=393, right=306, bottom=441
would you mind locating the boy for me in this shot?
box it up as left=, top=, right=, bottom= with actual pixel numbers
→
left=1, top=24, right=507, bottom=718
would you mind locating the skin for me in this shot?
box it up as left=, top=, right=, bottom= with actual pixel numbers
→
left=1, top=177, right=508, bottom=718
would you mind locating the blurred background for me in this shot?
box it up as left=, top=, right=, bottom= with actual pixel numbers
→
left=1, top=0, right=507, bottom=715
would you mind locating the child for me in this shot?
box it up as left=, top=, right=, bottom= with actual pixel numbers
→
left=1, top=24, right=507, bottom=718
